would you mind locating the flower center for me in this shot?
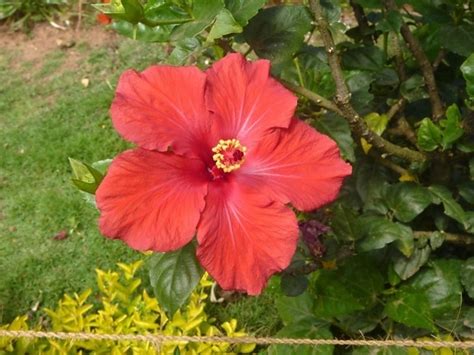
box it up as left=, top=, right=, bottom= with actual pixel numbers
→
left=211, top=138, right=247, bottom=173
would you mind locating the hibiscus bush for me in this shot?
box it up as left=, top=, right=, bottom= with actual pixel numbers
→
left=69, top=0, right=474, bottom=351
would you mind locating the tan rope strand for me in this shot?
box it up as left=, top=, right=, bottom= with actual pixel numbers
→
left=0, top=330, right=473, bottom=349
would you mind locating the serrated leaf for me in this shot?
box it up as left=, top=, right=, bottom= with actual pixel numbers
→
left=207, top=9, right=242, bottom=42
left=441, top=104, right=464, bottom=149
left=313, top=113, right=355, bottom=162
left=429, top=185, right=466, bottom=226
left=393, top=244, right=431, bottom=280
left=461, top=257, right=474, bottom=299
left=224, top=0, right=265, bottom=26
left=440, top=23, right=474, bottom=57
left=276, top=292, right=314, bottom=325
left=330, top=203, right=360, bottom=241
left=243, top=5, right=312, bottom=66
left=170, top=0, right=224, bottom=41
left=144, top=1, right=192, bottom=25
left=385, top=183, right=432, bottom=223
left=417, top=118, right=443, bottom=151
left=342, top=46, right=385, bottom=72
left=148, top=242, right=204, bottom=315
left=409, top=259, right=463, bottom=317
left=168, top=37, right=201, bottom=65
left=384, top=287, right=436, bottom=331
left=461, top=54, right=474, bottom=98
left=357, top=216, right=414, bottom=257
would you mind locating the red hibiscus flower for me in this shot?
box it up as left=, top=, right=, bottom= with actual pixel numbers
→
left=96, top=53, right=352, bottom=295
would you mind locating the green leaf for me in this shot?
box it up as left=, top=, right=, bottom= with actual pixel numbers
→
left=459, top=182, right=474, bottom=205
left=461, top=54, right=474, bottom=98
left=392, top=244, right=431, bottom=280
left=243, top=5, right=312, bottom=65
left=417, top=118, right=443, bottom=152
left=385, top=183, right=432, bottom=223
left=342, top=46, right=385, bottom=72
left=428, top=185, right=466, bottom=226
left=384, top=287, right=436, bottom=331
left=313, top=256, right=384, bottom=318
left=148, top=242, right=204, bottom=315
left=280, top=274, right=309, bottom=297
left=440, top=23, right=474, bottom=57
left=461, top=257, right=474, bottom=299
left=353, top=347, right=409, bottom=355
left=364, top=112, right=389, bottom=135
left=170, top=0, right=224, bottom=41
left=144, top=1, right=192, bottom=25
left=69, top=158, right=104, bottom=194
left=268, top=319, right=334, bottom=355
left=167, top=37, right=201, bottom=65
left=207, top=9, right=242, bottom=42
left=276, top=292, right=314, bottom=325
left=401, top=74, right=429, bottom=103
left=111, top=20, right=172, bottom=42
left=330, top=203, right=360, bottom=241
left=313, top=113, right=355, bottom=162
left=375, top=10, right=402, bottom=33
left=357, top=216, right=414, bottom=257
left=120, top=0, right=144, bottom=23
left=224, top=0, right=265, bottom=26
left=409, top=259, right=463, bottom=317
left=441, top=104, right=464, bottom=149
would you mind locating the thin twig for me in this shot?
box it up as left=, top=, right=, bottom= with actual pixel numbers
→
left=349, top=0, right=374, bottom=43
left=387, top=98, right=406, bottom=121
left=370, top=151, right=411, bottom=177
left=308, top=0, right=426, bottom=163
left=384, top=0, right=444, bottom=121
left=414, top=231, right=474, bottom=246
left=387, top=116, right=418, bottom=146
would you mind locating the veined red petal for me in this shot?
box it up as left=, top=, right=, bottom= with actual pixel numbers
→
left=96, top=149, right=209, bottom=252
left=196, top=181, right=298, bottom=295
left=205, top=53, right=297, bottom=147
left=111, top=65, right=210, bottom=156
left=238, top=118, right=352, bottom=211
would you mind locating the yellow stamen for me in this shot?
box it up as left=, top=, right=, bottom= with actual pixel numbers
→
left=211, top=138, right=247, bottom=173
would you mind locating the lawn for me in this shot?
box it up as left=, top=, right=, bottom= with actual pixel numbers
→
left=0, top=26, right=279, bottom=334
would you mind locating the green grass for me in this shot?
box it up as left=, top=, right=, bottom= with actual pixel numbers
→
left=0, top=32, right=278, bottom=335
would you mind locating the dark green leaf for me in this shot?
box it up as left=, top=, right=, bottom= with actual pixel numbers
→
left=441, top=104, right=464, bottom=149
left=470, top=158, right=474, bottom=179
left=276, top=292, right=314, bottom=324
left=385, top=183, right=432, bottom=223
left=148, top=242, right=204, bottom=315
left=440, top=23, right=474, bottom=57
left=429, top=185, right=466, bottom=226
left=376, top=10, right=402, bottom=33
left=144, top=2, right=192, bottom=25
left=336, top=306, right=384, bottom=335
left=459, top=182, right=474, bottom=205
left=384, top=287, right=436, bottom=331
left=401, top=75, right=429, bottom=103
left=417, top=118, right=443, bottom=151
left=409, top=259, right=463, bottom=317
left=167, top=37, right=201, bottom=65
left=243, top=5, right=312, bottom=65
left=280, top=274, right=309, bottom=297
left=461, top=257, right=474, bottom=299
left=330, top=203, right=360, bottom=241
left=268, top=318, right=334, bottom=355
left=393, top=244, right=431, bottom=280
left=170, top=0, right=224, bottom=41
left=342, top=46, right=385, bottom=72
left=224, top=0, right=265, bottom=26
left=120, top=0, right=144, bottom=23
left=461, top=54, right=474, bottom=98
left=313, top=114, right=355, bottom=162
left=357, top=216, right=414, bottom=257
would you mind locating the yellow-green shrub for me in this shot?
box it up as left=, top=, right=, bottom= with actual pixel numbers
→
left=0, top=260, right=255, bottom=354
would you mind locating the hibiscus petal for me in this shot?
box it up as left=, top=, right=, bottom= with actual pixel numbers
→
left=111, top=65, right=210, bottom=155
left=196, top=181, right=298, bottom=295
left=96, top=149, right=209, bottom=252
left=238, top=118, right=352, bottom=211
left=205, top=53, right=297, bottom=146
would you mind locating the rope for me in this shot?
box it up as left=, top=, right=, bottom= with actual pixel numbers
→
left=1, top=330, right=473, bottom=349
